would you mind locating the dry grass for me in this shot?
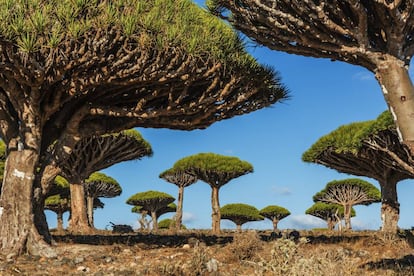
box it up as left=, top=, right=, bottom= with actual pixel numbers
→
left=1, top=230, right=413, bottom=275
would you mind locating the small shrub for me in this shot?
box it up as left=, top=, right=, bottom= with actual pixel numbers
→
left=185, top=243, right=211, bottom=275
left=224, top=231, right=263, bottom=262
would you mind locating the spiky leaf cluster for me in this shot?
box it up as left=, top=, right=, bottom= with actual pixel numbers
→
left=302, top=111, right=414, bottom=180
left=84, top=172, right=121, bottom=198
left=259, top=205, right=290, bottom=221
left=314, top=178, right=381, bottom=206
left=208, top=0, right=414, bottom=71
left=220, top=203, right=264, bottom=225
left=173, top=153, right=253, bottom=187
left=127, top=190, right=175, bottom=213
left=305, top=202, right=355, bottom=221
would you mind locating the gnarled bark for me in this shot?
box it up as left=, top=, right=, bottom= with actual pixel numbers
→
left=67, top=184, right=92, bottom=234
left=379, top=179, right=400, bottom=232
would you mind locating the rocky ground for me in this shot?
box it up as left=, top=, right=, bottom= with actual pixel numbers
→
left=0, top=230, right=413, bottom=275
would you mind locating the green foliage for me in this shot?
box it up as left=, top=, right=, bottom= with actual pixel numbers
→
left=158, top=218, right=187, bottom=229
left=305, top=202, right=355, bottom=219
left=85, top=172, right=119, bottom=187
left=126, top=190, right=175, bottom=206
left=44, top=194, right=68, bottom=207
left=302, top=111, right=394, bottom=162
left=314, top=178, right=381, bottom=205
left=220, top=203, right=264, bottom=222
left=259, top=205, right=291, bottom=220
left=112, top=129, right=153, bottom=156
left=0, top=0, right=263, bottom=69
left=47, top=175, right=70, bottom=198
left=173, top=153, right=253, bottom=184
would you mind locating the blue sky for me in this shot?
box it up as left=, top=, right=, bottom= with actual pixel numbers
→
left=46, top=2, right=414, bottom=232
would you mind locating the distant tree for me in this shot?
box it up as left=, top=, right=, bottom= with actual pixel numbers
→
left=158, top=218, right=187, bottom=230
left=306, top=202, right=356, bottom=231
left=159, top=168, right=197, bottom=230
left=173, top=153, right=253, bottom=234
left=131, top=206, right=150, bottom=231
left=208, top=1, right=414, bottom=159
left=132, top=203, right=177, bottom=226
left=313, top=179, right=381, bottom=230
left=0, top=0, right=288, bottom=257
left=127, top=191, right=175, bottom=232
left=259, top=205, right=291, bottom=232
left=303, top=111, right=414, bottom=232
left=44, top=176, right=70, bottom=232
left=220, top=203, right=263, bottom=232
left=59, top=129, right=152, bottom=234
left=84, top=172, right=122, bottom=228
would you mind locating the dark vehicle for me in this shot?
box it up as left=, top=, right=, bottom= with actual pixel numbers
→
left=109, top=222, right=134, bottom=233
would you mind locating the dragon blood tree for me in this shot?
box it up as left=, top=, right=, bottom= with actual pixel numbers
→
left=0, top=0, right=287, bottom=257
left=209, top=0, right=414, bottom=157
left=132, top=203, right=177, bottom=230
left=259, top=205, right=290, bottom=232
left=220, top=203, right=264, bottom=232
left=159, top=167, right=197, bottom=230
left=313, top=179, right=381, bottom=230
left=60, top=129, right=152, bottom=234
left=84, top=172, right=122, bottom=229
left=173, top=153, right=253, bottom=234
left=127, top=191, right=175, bottom=232
left=44, top=176, right=70, bottom=233
left=306, top=202, right=356, bottom=231
left=303, top=111, right=414, bottom=232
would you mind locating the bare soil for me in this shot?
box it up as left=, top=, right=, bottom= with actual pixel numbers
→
left=0, top=230, right=413, bottom=275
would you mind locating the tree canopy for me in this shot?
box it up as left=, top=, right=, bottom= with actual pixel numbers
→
left=303, top=111, right=412, bottom=232
left=84, top=172, right=122, bottom=199
left=159, top=168, right=198, bottom=188
left=173, top=153, right=253, bottom=187
left=220, top=203, right=263, bottom=231
left=306, top=202, right=355, bottom=230
left=260, top=205, right=291, bottom=221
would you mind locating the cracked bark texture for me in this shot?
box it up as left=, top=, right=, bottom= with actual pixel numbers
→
left=210, top=0, right=414, bottom=154
left=0, top=0, right=287, bottom=257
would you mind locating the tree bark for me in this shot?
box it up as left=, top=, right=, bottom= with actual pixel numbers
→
left=272, top=218, right=279, bottom=232
left=211, top=186, right=221, bottom=235
left=344, top=204, right=352, bottom=230
left=57, top=211, right=64, bottom=232
left=68, top=184, right=92, bottom=234
left=0, top=150, right=56, bottom=257
left=175, top=185, right=184, bottom=230
left=379, top=180, right=399, bottom=232
left=327, top=217, right=335, bottom=231
left=375, top=57, right=414, bottom=156
left=151, top=211, right=158, bottom=232
left=86, top=196, right=95, bottom=228
left=236, top=224, right=242, bottom=232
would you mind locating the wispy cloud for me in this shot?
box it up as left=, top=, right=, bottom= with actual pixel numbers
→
left=271, top=185, right=293, bottom=196
left=352, top=71, right=374, bottom=81
left=284, top=214, right=325, bottom=230
left=182, top=212, right=197, bottom=223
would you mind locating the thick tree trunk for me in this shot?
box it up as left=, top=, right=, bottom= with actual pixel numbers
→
left=327, top=217, right=335, bottom=231
left=375, top=58, right=414, bottom=155
left=236, top=224, right=242, bottom=232
left=151, top=211, right=158, bottom=232
left=211, top=186, right=221, bottom=235
left=272, top=218, right=279, bottom=232
left=344, top=204, right=352, bottom=230
left=0, top=150, right=56, bottom=257
left=57, top=211, right=64, bottom=232
left=379, top=180, right=399, bottom=232
left=68, top=184, right=92, bottom=234
left=86, top=196, right=94, bottom=228
left=175, top=186, right=184, bottom=230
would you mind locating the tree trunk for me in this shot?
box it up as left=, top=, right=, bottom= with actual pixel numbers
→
left=68, top=184, right=92, bottom=234
left=86, top=196, right=95, bottom=228
left=327, top=217, right=335, bottom=231
left=272, top=218, right=279, bottom=232
left=151, top=211, right=158, bottom=232
left=236, top=224, right=242, bottom=232
left=379, top=180, right=399, bottom=232
left=211, top=186, right=221, bottom=235
left=175, top=185, right=184, bottom=230
left=0, top=150, right=56, bottom=257
left=375, top=58, right=414, bottom=155
left=57, top=211, right=64, bottom=232
left=344, top=204, right=352, bottom=230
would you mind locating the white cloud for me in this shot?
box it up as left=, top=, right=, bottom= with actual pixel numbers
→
left=352, top=71, right=374, bottom=81
left=182, top=212, right=197, bottom=223
left=284, top=214, right=325, bottom=230
left=271, top=185, right=292, bottom=196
